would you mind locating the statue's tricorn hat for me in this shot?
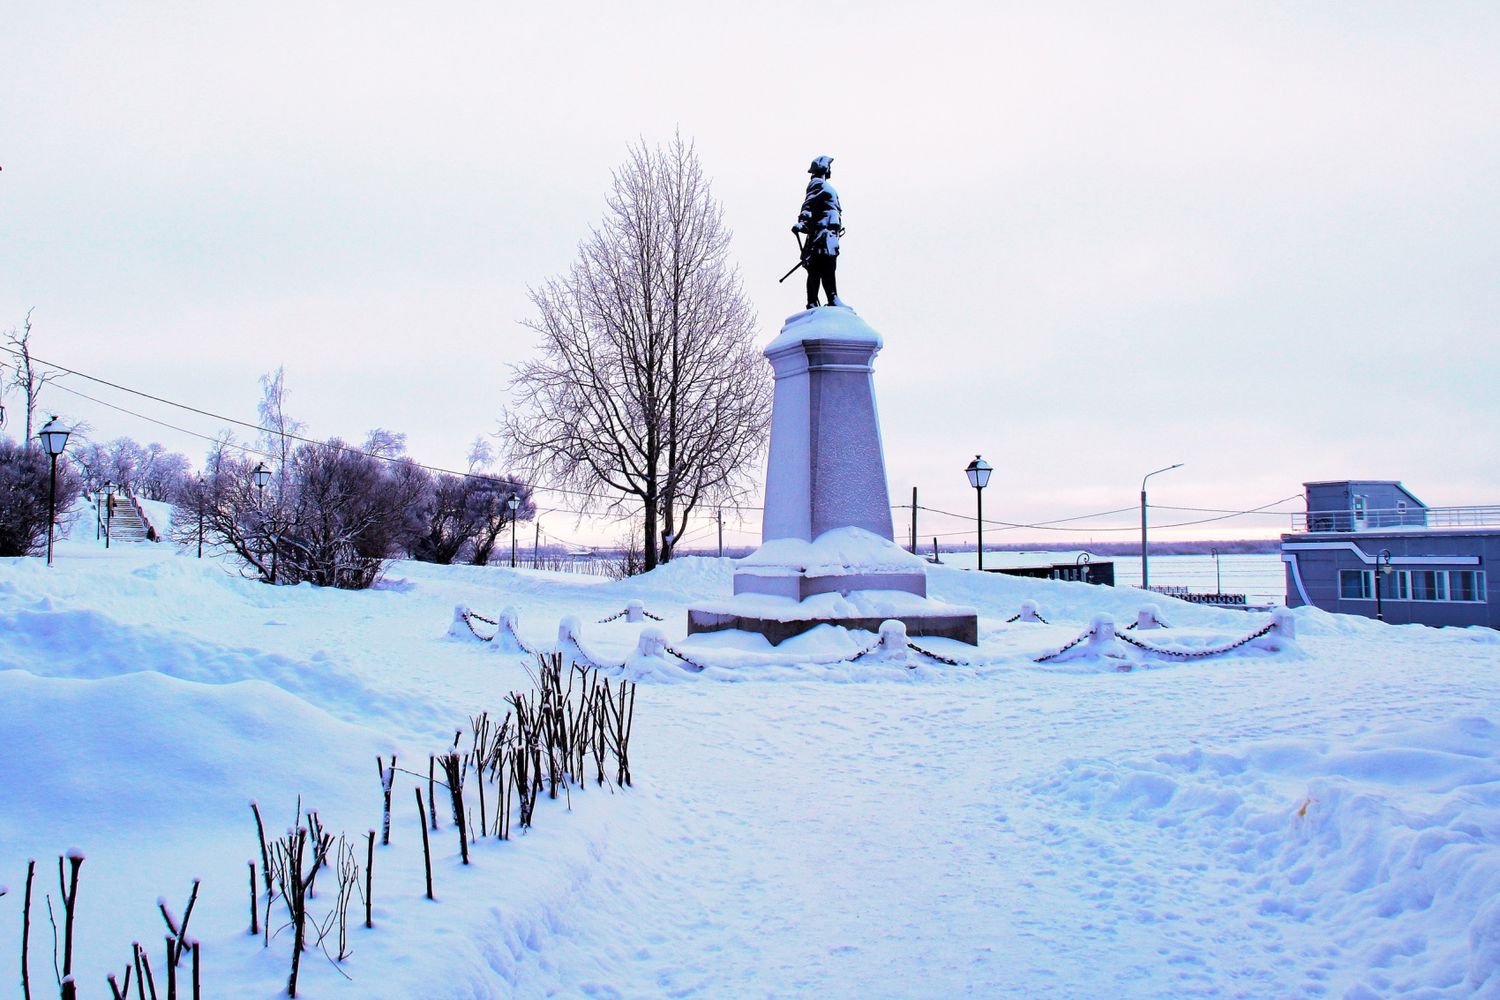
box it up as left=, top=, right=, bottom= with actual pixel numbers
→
left=808, top=155, right=833, bottom=177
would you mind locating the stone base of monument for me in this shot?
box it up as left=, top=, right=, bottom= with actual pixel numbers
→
left=686, top=604, right=979, bottom=647
left=687, top=527, right=979, bottom=646
left=686, top=306, right=979, bottom=651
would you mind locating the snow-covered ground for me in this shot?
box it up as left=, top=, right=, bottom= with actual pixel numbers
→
left=4, top=520, right=1500, bottom=998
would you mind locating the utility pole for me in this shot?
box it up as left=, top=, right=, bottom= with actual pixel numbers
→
left=906, top=485, right=918, bottom=554
left=534, top=521, right=540, bottom=566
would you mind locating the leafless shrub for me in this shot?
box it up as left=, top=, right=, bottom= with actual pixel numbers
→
left=437, top=753, right=470, bottom=865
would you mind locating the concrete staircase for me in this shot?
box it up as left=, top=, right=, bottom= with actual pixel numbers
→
left=106, top=493, right=154, bottom=543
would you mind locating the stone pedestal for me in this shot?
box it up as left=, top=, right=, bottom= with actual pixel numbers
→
left=687, top=306, right=978, bottom=647
left=758, top=308, right=897, bottom=549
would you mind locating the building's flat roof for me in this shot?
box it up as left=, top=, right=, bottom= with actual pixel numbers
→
left=1281, top=527, right=1500, bottom=540
left=1303, top=480, right=1405, bottom=487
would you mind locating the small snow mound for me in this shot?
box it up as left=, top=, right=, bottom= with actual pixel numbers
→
left=1134, top=605, right=1166, bottom=630
left=871, top=619, right=910, bottom=663
left=488, top=607, right=529, bottom=655
left=447, top=604, right=480, bottom=640
left=635, top=627, right=667, bottom=657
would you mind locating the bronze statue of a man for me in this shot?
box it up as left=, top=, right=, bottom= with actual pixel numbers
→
left=793, top=155, right=843, bottom=309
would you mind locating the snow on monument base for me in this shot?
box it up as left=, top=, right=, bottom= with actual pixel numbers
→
left=687, top=604, right=978, bottom=647
left=689, top=526, right=978, bottom=645
left=690, top=307, right=978, bottom=649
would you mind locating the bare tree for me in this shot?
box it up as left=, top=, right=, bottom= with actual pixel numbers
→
left=505, top=134, right=771, bottom=570
left=4, top=310, right=63, bottom=445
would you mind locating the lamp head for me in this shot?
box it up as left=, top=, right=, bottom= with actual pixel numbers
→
left=965, top=455, right=993, bottom=490
left=37, top=415, right=71, bottom=457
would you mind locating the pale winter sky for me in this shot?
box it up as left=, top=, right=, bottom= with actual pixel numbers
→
left=3, top=2, right=1497, bottom=550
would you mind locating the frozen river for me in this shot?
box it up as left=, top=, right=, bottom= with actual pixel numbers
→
left=937, top=551, right=1287, bottom=605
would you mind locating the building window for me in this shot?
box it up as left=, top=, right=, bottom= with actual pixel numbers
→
left=1384, top=570, right=1410, bottom=600
left=1412, top=571, right=1449, bottom=602
left=1450, top=570, right=1487, bottom=603
left=1340, top=569, right=1373, bottom=600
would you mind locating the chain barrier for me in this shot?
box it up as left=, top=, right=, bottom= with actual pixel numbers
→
left=1037, top=620, right=1275, bottom=664
left=461, top=611, right=498, bottom=642
left=661, top=636, right=882, bottom=673
left=906, top=641, right=964, bottom=666
left=565, top=635, right=626, bottom=672
left=503, top=617, right=544, bottom=657
left=1114, top=622, right=1274, bottom=659
left=1005, top=612, right=1050, bottom=624
left=596, top=607, right=668, bottom=624
left=467, top=606, right=1268, bottom=672
left=662, top=643, right=711, bottom=673
left=1034, top=626, right=1097, bottom=663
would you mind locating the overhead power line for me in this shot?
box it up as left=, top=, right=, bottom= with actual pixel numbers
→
left=6, top=350, right=1304, bottom=541
left=0, top=345, right=668, bottom=510
left=908, top=493, right=1304, bottom=536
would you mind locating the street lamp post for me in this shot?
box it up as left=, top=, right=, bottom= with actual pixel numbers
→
left=1140, top=463, right=1183, bottom=590
left=508, top=493, right=521, bottom=568
left=95, top=486, right=103, bottom=540
left=196, top=475, right=205, bottom=559
left=1211, top=547, right=1221, bottom=596
left=1376, top=548, right=1393, bottom=622
left=103, top=481, right=116, bottom=549
left=252, top=463, right=274, bottom=583
left=964, top=455, right=993, bottom=571
left=37, top=417, right=72, bottom=567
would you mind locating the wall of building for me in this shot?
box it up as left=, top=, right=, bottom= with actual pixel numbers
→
left=1304, top=482, right=1427, bottom=531
left=1282, top=529, right=1500, bottom=629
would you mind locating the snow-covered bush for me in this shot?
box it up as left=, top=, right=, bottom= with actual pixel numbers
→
left=275, top=439, right=428, bottom=589
left=173, top=438, right=428, bottom=589
left=0, top=437, right=82, bottom=557
left=406, top=471, right=534, bottom=566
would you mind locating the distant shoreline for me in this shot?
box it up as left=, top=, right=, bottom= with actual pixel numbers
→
left=677, top=538, right=1282, bottom=559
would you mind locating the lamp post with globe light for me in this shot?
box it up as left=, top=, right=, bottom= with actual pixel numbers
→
left=37, top=416, right=71, bottom=567
left=197, top=475, right=205, bottom=559
left=1376, top=548, right=1393, bottom=622
left=103, top=481, right=116, bottom=549
left=964, top=455, right=993, bottom=571
left=252, top=463, right=274, bottom=583
left=508, top=493, right=521, bottom=568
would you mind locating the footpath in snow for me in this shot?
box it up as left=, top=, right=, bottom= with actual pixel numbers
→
left=3, top=527, right=1500, bottom=998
